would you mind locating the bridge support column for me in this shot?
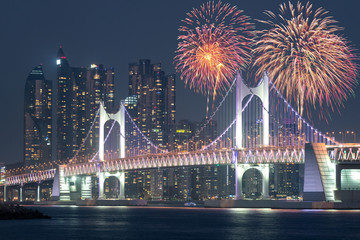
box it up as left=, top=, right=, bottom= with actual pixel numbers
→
left=99, top=101, right=125, bottom=161
left=336, top=165, right=341, bottom=191
left=261, top=165, right=270, bottom=198
left=19, top=185, right=23, bottom=202
left=235, top=164, right=244, bottom=199
left=60, top=177, right=70, bottom=201
left=303, top=143, right=335, bottom=201
left=57, top=165, right=70, bottom=201
left=36, top=183, right=41, bottom=202
left=100, top=172, right=125, bottom=200
left=114, top=172, right=125, bottom=200
left=81, top=176, right=92, bottom=200
left=235, top=72, right=269, bottom=149
left=4, top=184, right=6, bottom=202
left=236, top=164, right=270, bottom=199
left=98, top=172, right=105, bottom=200
left=51, top=165, right=70, bottom=201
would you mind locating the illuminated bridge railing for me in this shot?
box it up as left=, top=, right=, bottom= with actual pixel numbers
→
left=327, top=144, right=360, bottom=162
left=237, top=147, right=304, bottom=164
left=5, top=168, right=56, bottom=186
left=3, top=147, right=305, bottom=185
left=64, top=147, right=305, bottom=177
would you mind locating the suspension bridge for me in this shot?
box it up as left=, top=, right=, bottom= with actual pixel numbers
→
left=1, top=72, right=360, bottom=203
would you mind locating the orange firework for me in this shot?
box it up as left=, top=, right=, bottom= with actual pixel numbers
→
left=174, top=1, right=254, bottom=99
left=253, top=1, right=358, bottom=118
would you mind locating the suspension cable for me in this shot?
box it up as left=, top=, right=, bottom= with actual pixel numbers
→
left=69, top=108, right=100, bottom=164
left=203, top=94, right=254, bottom=150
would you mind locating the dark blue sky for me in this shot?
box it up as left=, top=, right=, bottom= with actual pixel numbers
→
left=1, top=0, right=360, bottom=164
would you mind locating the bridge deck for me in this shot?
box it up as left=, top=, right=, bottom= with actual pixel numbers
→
left=3, top=147, right=306, bottom=186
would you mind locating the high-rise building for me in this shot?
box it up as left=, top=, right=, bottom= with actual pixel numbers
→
left=72, top=67, right=87, bottom=162
left=167, top=118, right=235, bottom=201
left=24, top=65, right=52, bottom=168
left=56, top=47, right=77, bottom=162
left=173, top=120, right=194, bottom=151
left=126, top=60, right=176, bottom=200
left=87, top=64, right=115, bottom=112
left=86, top=64, right=115, bottom=160
left=274, top=163, right=300, bottom=198
left=56, top=47, right=115, bottom=163
left=164, top=74, right=176, bottom=147
left=188, top=119, right=235, bottom=200
left=128, top=59, right=175, bottom=148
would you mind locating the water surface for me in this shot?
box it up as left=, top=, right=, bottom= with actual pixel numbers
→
left=1, top=206, right=359, bottom=240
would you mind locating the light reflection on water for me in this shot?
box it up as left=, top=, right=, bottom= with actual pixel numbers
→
left=1, top=206, right=360, bottom=240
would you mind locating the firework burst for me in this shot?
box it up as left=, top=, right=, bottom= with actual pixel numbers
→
left=253, top=1, right=358, bottom=118
left=174, top=1, right=254, bottom=99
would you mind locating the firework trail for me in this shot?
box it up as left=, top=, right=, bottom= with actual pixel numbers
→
left=253, top=1, right=358, bottom=119
left=174, top=1, right=254, bottom=110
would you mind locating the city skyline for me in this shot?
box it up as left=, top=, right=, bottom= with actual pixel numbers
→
left=2, top=2, right=360, bottom=239
left=1, top=0, right=360, bottom=165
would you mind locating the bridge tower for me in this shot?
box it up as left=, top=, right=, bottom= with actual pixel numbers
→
left=235, top=71, right=269, bottom=148
left=235, top=72, right=270, bottom=199
left=98, top=101, right=126, bottom=199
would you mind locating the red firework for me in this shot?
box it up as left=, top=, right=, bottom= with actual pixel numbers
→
left=174, top=1, right=254, bottom=98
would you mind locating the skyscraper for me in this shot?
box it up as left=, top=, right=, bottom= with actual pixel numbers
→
left=86, top=64, right=115, bottom=160
left=126, top=60, right=176, bottom=200
left=72, top=67, right=87, bottom=163
left=274, top=163, right=300, bottom=198
left=56, top=47, right=77, bottom=162
left=24, top=65, right=52, bottom=168
left=128, top=59, right=175, bottom=148
left=56, top=47, right=115, bottom=163
left=87, top=64, right=115, bottom=112
left=164, top=74, right=176, bottom=147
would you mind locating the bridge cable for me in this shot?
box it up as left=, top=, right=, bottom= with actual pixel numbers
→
left=203, top=94, right=254, bottom=150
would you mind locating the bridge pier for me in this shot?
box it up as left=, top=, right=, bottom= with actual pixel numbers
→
left=3, top=184, right=6, bottom=202
left=54, top=167, right=93, bottom=201
left=235, top=72, right=269, bottom=148
left=97, top=100, right=126, bottom=200
left=81, top=176, right=92, bottom=200
left=234, top=72, right=271, bottom=199
left=19, top=185, right=23, bottom=202
left=236, top=164, right=270, bottom=199
left=118, top=172, right=125, bottom=200
left=303, top=143, right=336, bottom=201
left=99, top=171, right=125, bottom=200
left=36, top=183, right=41, bottom=202
left=58, top=166, right=70, bottom=201
left=60, top=177, right=70, bottom=201
left=98, top=172, right=105, bottom=200
left=336, top=166, right=341, bottom=191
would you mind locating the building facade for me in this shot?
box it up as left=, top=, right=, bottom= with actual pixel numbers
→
left=56, top=47, right=115, bottom=163
left=56, top=47, right=77, bottom=162
left=128, top=59, right=175, bottom=148
left=125, top=60, right=176, bottom=199
left=86, top=64, right=115, bottom=161
left=24, top=65, right=52, bottom=168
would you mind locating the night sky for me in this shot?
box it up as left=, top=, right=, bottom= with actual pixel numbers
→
left=1, top=0, right=360, bottom=165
